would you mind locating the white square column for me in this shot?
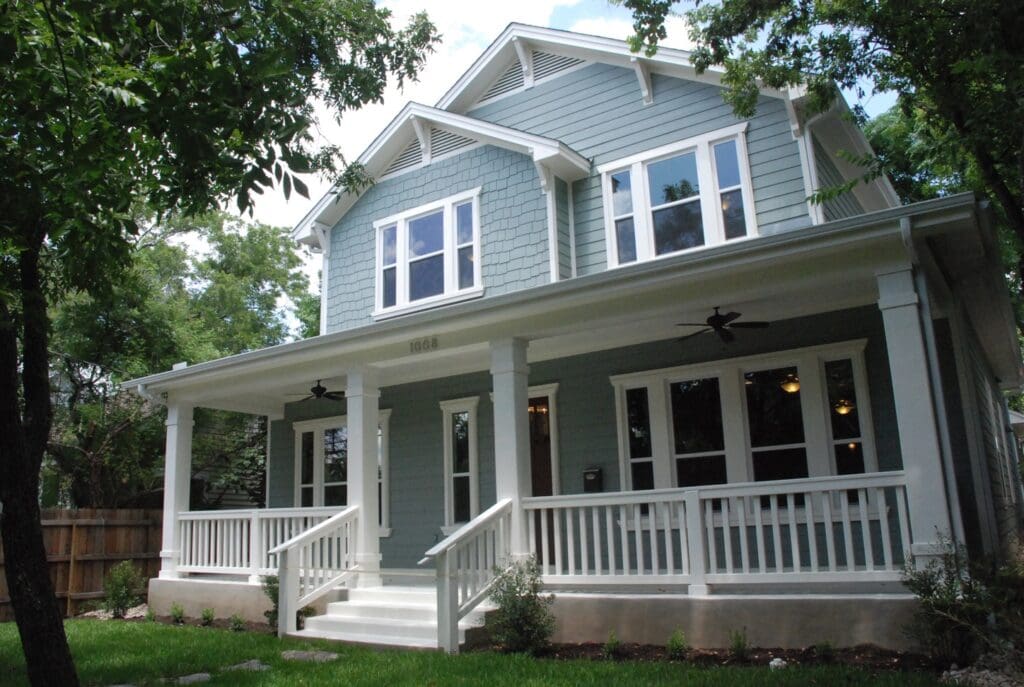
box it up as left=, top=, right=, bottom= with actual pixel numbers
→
left=159, top=400, right=193, bottom=579
left=490, top=338, right=531, bottom=557
left=877, top=268, right=954, bottom=561
left=347, top=367, right=381, bottom=581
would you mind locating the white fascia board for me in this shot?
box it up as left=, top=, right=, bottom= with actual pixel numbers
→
left=125, top=193, right=980, bottom=397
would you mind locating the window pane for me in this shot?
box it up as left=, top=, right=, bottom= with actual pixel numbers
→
left=676, top=455, right=727, bottom=487
left=615, top=217, right=637, bottom=263
left=630, top=461, right=655, bottom=491
left=408, top=210, right=443, bottom=257
left=458, top=246, right=474, bottom=290
left=835, top=441, right=865, bottom=475
left=713, top=139, right=741, bottom=188
left=670, top=378, right=724, bottom=454
left=625, top=387, right=653, bottom=459
left=409, top=254, right=444, bottom=301
left=647, top=152, right=700, bottom=206
left=382, top=267, right=396, bottom=308
left=452, top=411, right=470, bottom=473
left=744, top=367, right=805, bottom=447
left=752, top=447, right=809, bottom=482
left=610, top=170, right=633, bottom=216
left=300, top=486, right=313, bottom=507
left=454, top=475, right=470, bottom=522
left=825, top=359, right=861, bottom=440
left=381, top=224, right=397, bottom=266
left=721, top=189, right=747, bottom=240
left=653, top=202, right=704, bottom=255
left=324, top=427, right=347, bottom=483
left=456, top=202, right=473, bottom=245
left=324, top=485, right=346, bottom=507
left=301, top=432, right=314, bottom=484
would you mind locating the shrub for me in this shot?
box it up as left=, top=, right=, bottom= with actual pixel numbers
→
left=170, top=602, right=185, bottom=625
left=145, top=608, right=156, bottom=623
left=200, top=608, right=215, bottom=626
left=813, top=640, right=835, bottom=663
left=262, top=575, right=279, bottom=629
left=667, top=628, right=689, bottom=660
left=728, top=628, right=749, bottom=661
left=229, top=614, right=246, bottom=632
left=602, top=630, right=621, bottom=660
left=487, top=557, right=555, bottom=654
left=102, top=561, right=144, bottom=618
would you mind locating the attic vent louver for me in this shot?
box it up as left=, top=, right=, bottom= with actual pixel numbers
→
left=430, top=128, right=475, bottom=158
left=532, top=51, right=584, bottom=81
left=382, top=139, right=422, bottom=176
left=479, top=60, right=525, bottom=102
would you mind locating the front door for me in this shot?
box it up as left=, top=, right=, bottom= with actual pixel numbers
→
left=529, top=395, right=554, bottom=562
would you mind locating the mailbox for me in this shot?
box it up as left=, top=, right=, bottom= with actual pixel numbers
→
left=583, top=466, right=603, bottom=493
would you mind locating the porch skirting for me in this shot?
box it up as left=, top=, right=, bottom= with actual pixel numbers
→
left=549, top=592, right=919, bottom=650
left=148, top=578, right=273, bottom=624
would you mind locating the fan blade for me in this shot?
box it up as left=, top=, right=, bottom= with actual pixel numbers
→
left=720, top=311, right=742, bottom=325
left=716, top=327, right=736, bottom=344
left=675, top=322, right=709, bottom=327
left=324, top=391, right=345, bottom=401
left=729, top=321, right=770, bottom=329
left=295, top=394, right=314, bottom=402
left=678, top=328, right=712, bottom=342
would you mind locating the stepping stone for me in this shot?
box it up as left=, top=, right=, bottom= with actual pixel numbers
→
left=163, top=674, right=211, bottom=685
left=225, top=659, right=271, bottom=672
left=281, top=650, right=339, bottom=663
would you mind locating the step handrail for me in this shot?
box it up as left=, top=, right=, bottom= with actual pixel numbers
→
left=269, top=504, right=358, bottom=555
left=418, top=498, right=513, bottom=564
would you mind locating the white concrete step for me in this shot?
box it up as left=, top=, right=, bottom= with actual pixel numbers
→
left=346, top=586, right=436, bottom=605
left=290, top=627, right=441, bottom=649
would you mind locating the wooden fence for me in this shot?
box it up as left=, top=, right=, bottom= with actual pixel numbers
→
left=0, top=509, right=162, bottom=621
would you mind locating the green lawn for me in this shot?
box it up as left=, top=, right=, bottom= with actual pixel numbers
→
left=0, top=620, right=936, bottom=686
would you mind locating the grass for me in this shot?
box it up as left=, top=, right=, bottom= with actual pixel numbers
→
left=0, top=620, right=938, bottom=686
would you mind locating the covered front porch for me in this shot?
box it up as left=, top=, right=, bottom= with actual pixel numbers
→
left=133, top=194, right=1019, bottom=650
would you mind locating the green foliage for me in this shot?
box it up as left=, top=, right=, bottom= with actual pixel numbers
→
left=145, top=608, right=156, bottom=623
left=487, top=558, right=555, bottom=655
left=728, top=627, right=749, bottom=661
left=813, top=641, right=835, bottom=663
left=102, top=561, right=144, bottom=619
left=262, top=575, right=280, bottom=630
left=602, top=630, right=621, bottom=660
left=170, top=603, right=185, bottom=625
left=229, top=615, right=246, bottom=633
left=667, top=628, right=689, bottom=660
left=200, top=608, right=215, bottom=627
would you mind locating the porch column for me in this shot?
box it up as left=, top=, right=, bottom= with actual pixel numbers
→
left=490, top=338, right=531, bottom=558
left=877, top=268, right=954, bottom=563
left=159, top=400, right=193, bottom=579
left=347, top=367, right=381, bottom=583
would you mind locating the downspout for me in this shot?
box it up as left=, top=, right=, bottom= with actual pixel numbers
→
left=903, top=217, right=967, bottom=546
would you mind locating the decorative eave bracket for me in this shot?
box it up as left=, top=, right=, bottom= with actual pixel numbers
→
left=631, top=57, right=653, bottom=105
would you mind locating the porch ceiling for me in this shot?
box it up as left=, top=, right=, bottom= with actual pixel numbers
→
left=124, top=193, right=1016, bottom=415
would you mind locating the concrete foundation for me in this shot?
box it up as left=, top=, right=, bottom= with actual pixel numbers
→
left=550, top=593, right=919, bottom=651
left=148, top=577, right=273, bottom=623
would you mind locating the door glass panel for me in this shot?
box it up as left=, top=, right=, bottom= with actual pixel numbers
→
left=625, top=388, right=652, bottom=458
left=630, top=461, right=655, bottom=491
left=835, top=441, right=865, bottom=475
left=670, top=378, right=724, bottom=453
left=744, top=367, right=805, bottom=446
left=825, top=359, right=861, bottom=440
left=752, top=447, right=809, bottom=482
left=300, top=487, right=313, bottom=507
left=324, top=427, right=348, bottom=483
left=677, top=455, right=727, bottom=487
left=300, top=432, right=314, bottom=484
left=324, top=485, right=346, bottom=506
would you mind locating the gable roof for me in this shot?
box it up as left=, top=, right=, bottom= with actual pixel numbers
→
left=293, top=102, right=589, bottom=248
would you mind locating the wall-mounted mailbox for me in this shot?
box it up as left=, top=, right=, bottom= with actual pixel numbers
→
left=583, top=466, right=603, bottom=493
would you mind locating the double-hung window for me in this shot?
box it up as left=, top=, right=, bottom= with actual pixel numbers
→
left=600, top=123, right=756, bottom=267
left=440, top=396, right=480, bottom=534
left=375, top=188, right=482, bottom=316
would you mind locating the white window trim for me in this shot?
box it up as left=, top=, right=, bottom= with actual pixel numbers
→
left=599, top=122, right=758, bottom=268
left=440, top=395, right=480, bottom=535
left=373, top=187, right=484, bottom=320
left=292, top=412, right=393, bottom=537
left=610, top=340, right=877, bottom=491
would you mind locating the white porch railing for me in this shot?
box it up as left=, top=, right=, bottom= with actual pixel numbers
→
left=177, top=506, right=341, bottom=577
left=521, top=471, right=911, bottom=588
left=419, top=498, right=513, bottom=653
left=270, top=505, right=360, bottom=637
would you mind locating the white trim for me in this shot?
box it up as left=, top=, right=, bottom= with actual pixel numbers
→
left=567, top=182, right=577, bottom=278
left=544, top=169, right=559, bottom=282
left=528, top=383, right=561, bottom=495
left=631, top=57, right=653, bottom=105
left=410, top=116, right=432, bottom=165
left=596, top=122, right=749, bottom=174
left=264, top=418, right=273, bottom=508
left=512, top=37, right=534, bottom=88
left=378, top=408, right=392, bottom=535
left=440, top=395, right=481, bottom=528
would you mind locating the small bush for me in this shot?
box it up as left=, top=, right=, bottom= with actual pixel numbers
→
left=145, top=608, right=156, bottom=623
left=814, top=640, right=835, bottom=663
left=602, top=630, right=622, bottom=660
left=170, top=602, right=185, bottom=625
left=102, top=561, right=144, bottom=618
left=487, top=557, right=555, bottom=655
left=667, top=628, right=689, bottom=660
left=262, top=575, right=279, bottom=629
left=229, top=614, right=246, bottom=632
left=728, top=628, right=749, bottom=661
left=200, top=608, right=215, bottom=626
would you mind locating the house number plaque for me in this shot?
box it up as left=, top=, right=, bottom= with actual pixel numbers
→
left=409, top=336, right=439, bottom=354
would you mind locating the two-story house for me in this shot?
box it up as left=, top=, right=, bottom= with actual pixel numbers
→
left=125, top=24, right=1024, bottom=652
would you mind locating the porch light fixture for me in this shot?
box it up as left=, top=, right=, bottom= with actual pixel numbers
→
left=780, top=373, right=800, bottom=393
left=834, top=398, right=855, bottom=415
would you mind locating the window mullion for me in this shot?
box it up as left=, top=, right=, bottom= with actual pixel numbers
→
left=648, top=380, right=673, bottom=489
left=443, top=203, right=454, bottom=294
left=397, top=221, right=408, bottom=308
left=801, top=354, right=832, bottom=478
left=633, top=162, right=652, bottom=260
left=719, top=368, right=751, bottom=483
left=696, top=142, right=723, bottom=246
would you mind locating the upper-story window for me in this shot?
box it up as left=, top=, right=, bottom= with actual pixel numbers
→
left=600, top=122, right=757, bottom=267
left=374, top=188, right=482, bottom=317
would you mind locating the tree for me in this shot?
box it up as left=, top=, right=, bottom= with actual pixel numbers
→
left=623, top=0, right=1024, bottom=282
left=0, top=3, right=438, bottom=684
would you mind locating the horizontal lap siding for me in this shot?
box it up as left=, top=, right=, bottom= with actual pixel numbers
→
left=814, top=136, right=865, bottom=221
left=324, top=146, right=548, bottom=333
left=469, top=62, right=811, bottom=275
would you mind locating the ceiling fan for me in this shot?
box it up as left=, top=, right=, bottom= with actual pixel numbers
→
left=676, top=306, right=770, bottom=344
left=293, top=380, right=345, bottom=402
